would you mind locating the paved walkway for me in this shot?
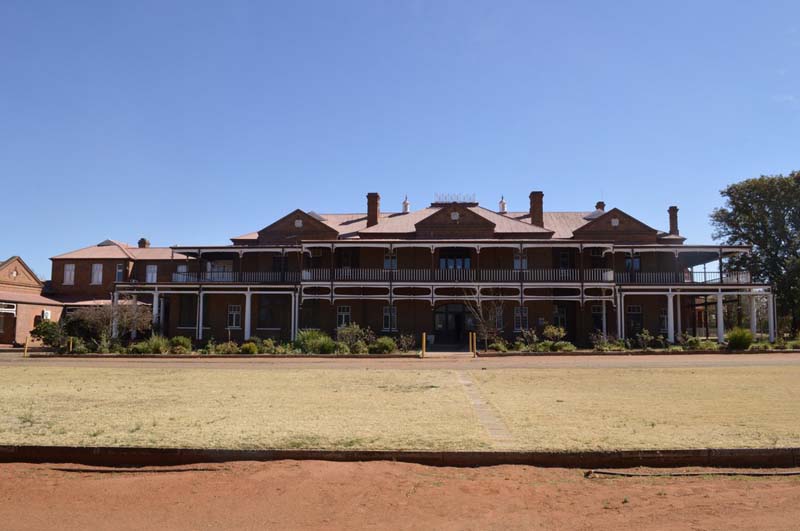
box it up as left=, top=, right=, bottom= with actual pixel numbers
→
left=1, top=351, right=799, bottom=370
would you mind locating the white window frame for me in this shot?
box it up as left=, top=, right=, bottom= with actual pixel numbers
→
left=383, top=250, right=397, bottom=270
left=627, top=305, right=643, bottom=314
left=227, top=304, right=242, bottom=329
left=494, top=306, right=504, bottom=330
left=553, top=304, right=567, bottom=328
left=513, top=306, right=528, bottom=331
left=659, top=308, right=668, bottom=334
left=337, top=305, right=351, bottom=328
left=382, top=306, right=397, bottom=331
left=115, top=263, right=125, bottom=282
left=90, top=263, right=103, bottom=285
left=146, top=264, right=158, bottom=283
left=63, top=263, right=75, bottom=285
left=558, top=251, right=570, bottom=270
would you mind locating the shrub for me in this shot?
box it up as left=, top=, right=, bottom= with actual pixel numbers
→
left=589, top=332, right=624, bottom=352
left=683, top=336, right=702, bottom=350
left=536, top=340, right=554, bottom=352
left=146, top=335, right=171, bottom=354
left=667, top=345, right=685, bottom=352
left=93, top=333, right=112, bottom=354
left=170, top=336, right=193, bottom=353
left=488, top=338, right=509, bottom=352
left=551, top=341, right=576, bottom=352
left=216, top=341, right=241, bottom=355
left=334, top=341, right=350, bottom=355
left=635, top=329, right=654, bottom=350
left=697, top=340, right=720, bottom=351
left=240, top=342, right=259, bottom=355
left=259, top=338, right=276, bottom=354
left=512, top=340, right=526, bottom=352
left=30, top=320, right=65, bottom=350
left=516, top=328, right=538, bottom=347
left=71, top=337, right=89, bottom=354
left=542, top=325, right=566, bottom=342
left=129, top=341, right=151, bottom=355
left=726, top=327, right=754, bottom=351
left=351, top=340, right=369, bottom=354
left=369, top=336, right=397, bottom=354
left=295, top=329, right=336, bottom=354
left=788, top=340, right=800, bottom=350
left=336, top=323, right=375, bottom=351
left=396, top=334, right=416, bottom=352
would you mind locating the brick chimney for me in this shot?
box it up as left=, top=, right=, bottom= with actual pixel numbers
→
left=668, top=206, right=679, bottom=235
left=367, top=193, right=381, bottom=227
left=595, top=201, right=605, bottom=212
left=529, top=191, right=544, bottom=227
left=137, top=238, right=150, bottom=248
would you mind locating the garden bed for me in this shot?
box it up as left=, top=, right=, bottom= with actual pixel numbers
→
left=28, top=352, right=422, bottom=359
left=476, top=349, right=800, bottom=357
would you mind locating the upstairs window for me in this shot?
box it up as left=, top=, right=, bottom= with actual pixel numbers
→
left=383, top=250, right=397, bottom=270
left=558, top=251, right=570, bottom=270
left=625, top=255, right=641, bottom=272
left=63, top=264, right=75, bottom=285
left=337, top=305, right=351, bottom=328
left=90, top=264, right=103, bottom=285
left=513, top=251, right=527, bottom=270
left=382, top=306, right=397, bottom=331
left=115, top=264, right=125, bottom=282
left=146, top=264, right=158, bottom=283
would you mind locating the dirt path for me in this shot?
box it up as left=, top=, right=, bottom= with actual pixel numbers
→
left=2, top=352, right=800, bottom=370
left=1, top=461, right=798, bottom=530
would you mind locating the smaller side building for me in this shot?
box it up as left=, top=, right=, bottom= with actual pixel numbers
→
left=0, top=257, right=63, bottom=346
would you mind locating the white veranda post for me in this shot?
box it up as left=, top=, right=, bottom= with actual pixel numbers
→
left=151, top=290, right=160, bottom=327
left=750, top=295, right=758, bottom=337
left=244, top=292, right=252, bottom=340
left=716, top=294, right=724, bottom=344
left=111, top=291, right=119, bottom=338
left=666, top=293, right=675, bottom=344
left=768, top=293, right=776, bottom=343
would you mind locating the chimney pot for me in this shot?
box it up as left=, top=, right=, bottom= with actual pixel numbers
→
left=367, top=193, right=381, bottom=227
left=595, top=201, right=605, bottom=211
left=668, top=206, right=679, bottom=235
left=529, top=191, right=544, bottom=227
left=137, top=238, right=150, bottom=248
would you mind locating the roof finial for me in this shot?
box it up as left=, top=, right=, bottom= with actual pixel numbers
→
left=499, top=195, right=507, bottom=214
left=402, top=195, right=410, bottom=214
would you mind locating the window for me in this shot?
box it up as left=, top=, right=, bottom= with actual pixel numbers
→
left=591, top=304, right=604, bottom=332
left=146, top=264, right=158, bottom=283
left=439, top=249, right=471, bottom=270
left=513, top=251, right=527, bottom=271
left=627, top=305, right=642, bottom=314
left=258, top=298, right=283, bottom=329
left=383, top=250, right=397, bottom=270
left=553, top=304, right=567, bottom=328
left=227, top=304, right=242, bottom=329
left=271, top=256, right=288, bottom=273
left=90, top=264, right=103, bottom=285
left=115, top=263, right=125, bottom=282
left=337, top=305, right=351, bottom=328
left=558, top=251, right=570, bottom=269
left=625, top=255, right=641, bottom=272
left=659, top=308, right=668, bottom=334
left=494, top=306, right=504, bottom=330
left=63, top=264, right=75, bottom=285
left=0, top=314, right=4, bottom=333
left=382, top=306, right=397, bottom=331
left=514, top=306, right=528, bottom=331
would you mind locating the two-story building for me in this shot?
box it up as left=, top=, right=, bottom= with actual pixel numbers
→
left=61, top=190, right=773, bottom=348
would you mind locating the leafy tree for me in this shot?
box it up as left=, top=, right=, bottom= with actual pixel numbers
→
left=710, top=172, right=800, bottom=333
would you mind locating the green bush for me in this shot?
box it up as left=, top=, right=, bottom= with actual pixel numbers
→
left=551, top=341, right=576, bottom=352
left=542, top=325, right=566, bottom=342
left=726, top=327, right=754, bottom=351
left=258, top=338, right=276, bottom=354
left=516, top=328, right=539, bottom=347
left=336, top=323, right=376, bottom=351
left=683, top=336, right=702, bottom=350
left=147, top=335, right=171, bottom=354
left=170, top=336, right=193, bottom=353
left=351, top=340, right=369, bottom=354
left=788, top=340, right=800, bottom=350
left=488, top=337, right=509, bottom=352
left=316, top=336, right=337, bottom=354
left=30, top=320, right=65, bottom=350
left=213, top=341, right=239, bottom=354
left=635, top=329, right=654, bottom=350
left=240, top=342, right=259, bottom=354
left=129, top=341, right=151, bottom=355
left=535, top=340, right=553, bottom=352
left=295, top=329, right=336, bottom=353
left=369, top=336, right=397, bottom=354
left=396, top=334, right=416, bottom=352
left=667, top=345, right=685, bottom=352
left=697, top=340, right=720, bottom=351
left=71, top=337, right=89, bottom=354
left=334, top=341, right=350, bottom=355
left=512, top=340, right=526, bottom=352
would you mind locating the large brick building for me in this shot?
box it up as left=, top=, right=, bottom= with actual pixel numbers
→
left=47, top=191, right=777, bottom=347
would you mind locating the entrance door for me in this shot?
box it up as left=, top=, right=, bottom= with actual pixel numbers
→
left=433, top=304, right=466, bottom=344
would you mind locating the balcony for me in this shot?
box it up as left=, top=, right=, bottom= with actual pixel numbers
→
left=615, top=271, right=752, bottom=284
left=171, top=271, right=301, bottom=283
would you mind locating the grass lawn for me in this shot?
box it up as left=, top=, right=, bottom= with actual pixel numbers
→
left=472, top=367, right=800, bottom=450
left=1, top=366, right=799, bottom=451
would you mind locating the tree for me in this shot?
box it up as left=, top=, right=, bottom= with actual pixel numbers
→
left=68, top=297, right=152, bottom=341
left=710, top=171, right=800, bottom=333
left=462, top=291, right=504, bottom=351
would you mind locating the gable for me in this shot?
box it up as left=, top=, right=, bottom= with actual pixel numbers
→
left=0, top=257, right=43, bottom=293
left=571, top=208, right=659, bottom=243
left=257, top=209, right=339, bottom=244
left=414, top=204, right=496, bottom=239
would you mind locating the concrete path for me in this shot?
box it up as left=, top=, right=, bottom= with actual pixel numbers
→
left=455, top=371, right=515, bottom=448
left=2, top=351, right=799, bottom=370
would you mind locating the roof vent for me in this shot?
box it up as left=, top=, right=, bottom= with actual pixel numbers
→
left=583, top=201, right=607, bottom=220
left=499, top=196, right=507, bottom=214
left=402, top=195, right=410, bottom=214
left=137, top=238, right=150, bottom=248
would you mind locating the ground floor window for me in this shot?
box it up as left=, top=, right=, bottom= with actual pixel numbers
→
left=257, top=298, right=280, bottom=329
left=337, top=305, right=351, bottom=328
left=178, top=295, right=197, bottom=327
left=626, top=304, right=643, bottom=335
left=591, top=304, right=604, bottom=332
left=659, top=308, right=668, bottom=334
left=494, top=306, right=504, bottom=330
left=513, top=306, right=528, bottom=331
left=227, top=304, right=242, bottom=329
left=553, top=304, right=567, bottom=328
left=0, top=314, right=5, bottom=333
left=382, top=306, right=397, bottom=331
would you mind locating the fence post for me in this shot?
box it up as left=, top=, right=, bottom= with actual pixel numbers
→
left=421, top=332, right=426, bottom=358
left=69, top=337, right=73, bottom=354
left=23, top=335, right=29, bottom=357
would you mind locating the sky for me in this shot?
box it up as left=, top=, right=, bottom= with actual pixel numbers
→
left=1, top=1, right=799, bottom=278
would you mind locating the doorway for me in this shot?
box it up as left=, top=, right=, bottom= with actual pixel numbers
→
left=433, top=303, right=467, bottom=345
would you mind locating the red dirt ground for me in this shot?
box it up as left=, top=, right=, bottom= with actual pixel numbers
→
left=1, top=461, right=799, bottom=530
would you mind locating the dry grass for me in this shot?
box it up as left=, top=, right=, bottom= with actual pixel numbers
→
left=471, top=367, right=800, bottom=450
left=2, top=366, right=799, bottom=451
left=0, top=367, right=488, bottom=450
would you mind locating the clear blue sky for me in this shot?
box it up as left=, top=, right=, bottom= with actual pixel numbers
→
left=2, top=1, right=798, bottom=278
